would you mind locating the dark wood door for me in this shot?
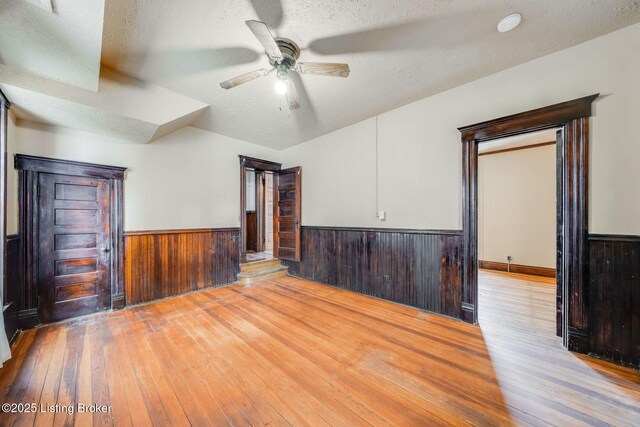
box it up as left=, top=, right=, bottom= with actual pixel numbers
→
left=274, top=167, right=301, bottom=261
left=38, top=173, right=112, bottom=322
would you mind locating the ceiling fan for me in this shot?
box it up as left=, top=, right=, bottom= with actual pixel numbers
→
left=220, top=20, right=350, bottom=110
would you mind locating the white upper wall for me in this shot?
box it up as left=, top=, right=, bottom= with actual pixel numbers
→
left=7, top=122, right=280, bottom=233
left=7, top=110, right=19, bottom=235
left=479, top=145, right=556, bottom=268
left=281, top=22, right=640, bottom=235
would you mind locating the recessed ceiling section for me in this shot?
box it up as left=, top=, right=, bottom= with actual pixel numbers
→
left=0, top=0, right=105, bottom=91
left=0, top=64, right=209, bottom=143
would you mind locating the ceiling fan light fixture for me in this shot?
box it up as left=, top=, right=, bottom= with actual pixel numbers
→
left=497, top=13, right=522, bottom=33
left=275, top=80, right=288, bottom=94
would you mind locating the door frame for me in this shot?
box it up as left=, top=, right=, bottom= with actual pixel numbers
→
left=239, top=155, right=281, bottom=258
left=457, top=94, right=598, bottom=352
left=15, top=155, right=127, bottom=327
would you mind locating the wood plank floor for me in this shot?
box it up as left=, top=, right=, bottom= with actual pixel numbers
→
left=1, top=271, right=639, bottom=426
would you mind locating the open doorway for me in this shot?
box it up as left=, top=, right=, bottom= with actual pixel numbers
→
left=458, top=94, right=598, bottom=354
left=477, top=129, right=559, bottom=340
left=244, top=169, right=275, bottom=261
left=239, top=155, right=302, bottom=264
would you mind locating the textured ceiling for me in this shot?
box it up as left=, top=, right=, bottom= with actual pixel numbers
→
left=101, top=0, right=640, bottom=149
left=0, top=0, right=104, bottom=91
left=2, top=1, right=640, bottom=148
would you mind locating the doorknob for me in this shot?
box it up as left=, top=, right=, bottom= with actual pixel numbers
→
left=100, top=246, right=111, bottom=253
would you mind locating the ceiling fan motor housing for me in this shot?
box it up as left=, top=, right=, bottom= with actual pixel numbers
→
left=271, top=37, right=300, bottom=78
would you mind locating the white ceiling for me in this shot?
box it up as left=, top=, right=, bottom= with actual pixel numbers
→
left=2, top=1, right=640, bottom=148
left=0, top=0, right=104, bottom=91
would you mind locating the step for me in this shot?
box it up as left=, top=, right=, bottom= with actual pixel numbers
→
left=240, top=258, right=281, bottom=273
left=237, top=265, right=288, bottom=285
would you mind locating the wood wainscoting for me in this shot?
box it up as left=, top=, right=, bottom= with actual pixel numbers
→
left=478, top=260, right=556, bottom=278
left=124, top=228, right=240, bottom=305
left=4, top=235, right=22, bottom=342
left=281, top=226, right=463, bottom=319
left=589, top=234, right=640, bottom=368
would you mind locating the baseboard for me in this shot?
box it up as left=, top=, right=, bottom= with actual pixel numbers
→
left=461, top=302, right=476, bottom=324
left=568, top=327, right=589, bottom=354
left=17, top=308, right=38, bottom=330
left=479, top=260, right=556, bottom=278
left=111, top=293, right=125, bottom=310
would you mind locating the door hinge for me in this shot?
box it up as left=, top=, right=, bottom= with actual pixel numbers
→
left=36, top=183, right=41, bottom=198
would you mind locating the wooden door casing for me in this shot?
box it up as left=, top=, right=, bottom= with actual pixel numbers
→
left=264, top=173, right=274, bottom=252
left=457, top=94, right=597, bottom=354
left=238, top=156, right=282, bottom=257
left=38, top=173, right=112, bottom=322
left=274, top=167, right=301, bottom=262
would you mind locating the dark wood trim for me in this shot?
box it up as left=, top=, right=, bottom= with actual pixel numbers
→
left=460, top=139, right=478, bottom=323
left=256, top=171, right=265, bottom=252
left=459, top=95, right=597, bottom=359
left=239, top=155, right=282, bottom=172
left=17, top=308, right=38, bottom=330
left=563, top=117, right=590, bottom=353
left=4, top=234, right=20, bottom=343
left=589, top=234, right=640, bottom=243
left=302, top=225, right=463, bottom=235
left=15, top=154, right=126, bottom=180
left=239, top=156, right=281, bottom=258
left=15, top=155, right=127, bottom=325
left=458, top=94, right=599, bottom=142
left=0, top=88, right=10, bottom=107
left=240, top=164, right=247, bottom=254
left=479, top=260, right=556, bottom=278
left=111, top=293, right=125, bottom=310
left=124, top=227, right=239, bottom=236
left=1, top=98, right=9, bottom=344
left=478, top=141, right=555, bottom=156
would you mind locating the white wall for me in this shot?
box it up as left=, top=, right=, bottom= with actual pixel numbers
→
left=281, top=22, right=640, bottom=235
left=278, top=118, right=378, bottom=227
left=7, top=122, right=280, bottom=232
left=478, top=145, right=556, bottom=268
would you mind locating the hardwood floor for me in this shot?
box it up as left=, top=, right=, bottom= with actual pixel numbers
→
left=1, top=271, right=639, bottom=426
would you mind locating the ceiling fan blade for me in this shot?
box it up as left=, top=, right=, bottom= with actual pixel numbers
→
left=245, top=20, right=284, bottom=63
left=286, top=79, right=300, bottom=110
left=248, top=0, right=283, bottom=28
left=307, top=14, right=484, bottom=55
left=220, top=68, right=273, bottom=90
left=294, top=62, right=350, bottom=78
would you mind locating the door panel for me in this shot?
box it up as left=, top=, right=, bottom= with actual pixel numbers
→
left=38, top=173, right=112, bottom=322
left=274, top=167, right=301, bottom=262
